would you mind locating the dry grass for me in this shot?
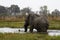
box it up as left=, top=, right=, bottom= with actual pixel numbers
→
left=0, top=16, right=25, bottom=22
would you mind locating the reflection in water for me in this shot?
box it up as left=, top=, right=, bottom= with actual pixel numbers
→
left=0, top=28, right=60, bottom=36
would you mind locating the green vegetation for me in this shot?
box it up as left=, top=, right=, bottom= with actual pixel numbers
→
left=0, top=33, right=60, bottom=40
left=0, top=20, right=60, bottom=29
left=49, top=20, right=60, bottom=29
left=0, top=21, right=24, bottom=28
left=0, top=20, right=60, bottom=40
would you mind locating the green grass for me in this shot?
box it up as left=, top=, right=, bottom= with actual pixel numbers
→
left=0, top=21, right=24, bottom=28
left=0, top=20, right=60, bottom=40
left=0, top=20, right=60, bottom=29
left=49, top=20, right=60, bottom=29
left=0, top=33, right=60, bottom=40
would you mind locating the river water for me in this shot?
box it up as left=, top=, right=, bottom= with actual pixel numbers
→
left=0, top=27, right=60, bottom=36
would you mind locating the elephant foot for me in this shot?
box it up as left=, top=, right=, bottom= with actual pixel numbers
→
left=24, top=29, right=27, bottom=32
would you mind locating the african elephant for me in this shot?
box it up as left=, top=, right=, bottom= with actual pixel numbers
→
left=24, top=14, right=49, bottom=33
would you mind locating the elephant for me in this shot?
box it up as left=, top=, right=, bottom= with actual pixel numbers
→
left=24, top=13, right=49, bottom=33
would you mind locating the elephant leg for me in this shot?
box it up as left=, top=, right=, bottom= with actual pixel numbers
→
left=44, top=26, right=48, bottom=32
left=37, top=28, right=41, bottom=32
left=37, top=26, right=47, bottom=33
left=30, top=25, right=34, bottom=33
left=41, top=24, right=49, bottom=33
left=24, top=22, right=29, bottom=32
left=40, top=27, right=47, bottom=33
left=46, top=24, right=49, bottom=29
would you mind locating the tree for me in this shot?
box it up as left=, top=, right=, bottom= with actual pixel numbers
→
left=39, top=6, right=43, bottom=15
left=52, top=9, right=60, bottom=17
left=22, top=7, right=31, bottom=13
left=0, top=6, right=7, bottom=16
left=39, top=5, right=48, bottom=17
left=10, top=5, right=20, bottom=16
left=21, top=7, right=31, bottom=16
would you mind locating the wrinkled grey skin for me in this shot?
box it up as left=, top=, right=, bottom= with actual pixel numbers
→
left=24, top=14, right=49, bottom=33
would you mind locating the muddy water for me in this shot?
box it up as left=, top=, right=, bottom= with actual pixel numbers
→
left=0, top=27, right=60, bottom=36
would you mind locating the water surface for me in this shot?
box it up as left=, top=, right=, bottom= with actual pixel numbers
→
left=0, top=27, right=60, bottom=36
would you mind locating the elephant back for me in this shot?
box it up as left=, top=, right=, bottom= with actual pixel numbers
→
left=33, top=16, right=49, bottom=29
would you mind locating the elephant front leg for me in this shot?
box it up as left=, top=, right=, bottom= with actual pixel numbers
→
left=24, top=22, right=29, bottom=32
left=24, top=25, right=28, bottom=32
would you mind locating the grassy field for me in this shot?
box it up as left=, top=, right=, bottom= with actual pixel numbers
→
left=0, top=20, right=60, bottom=40
left=0, top=33, right=60, bottom=40
left=0, top=17, right=60, bottom=40
left=0, top=21, right=24, bottom=28
left=0, top=16, right=60, bottom=29
left=49, top=20, right=60, bottom=29
left=0, top=20, right=60, bottom=29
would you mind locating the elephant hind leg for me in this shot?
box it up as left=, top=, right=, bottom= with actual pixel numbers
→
left=37, top=28, right=41, bottom=32
left=37, top=27, right=47, bottom=34
left=29, top=25, right=34, bottom=33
